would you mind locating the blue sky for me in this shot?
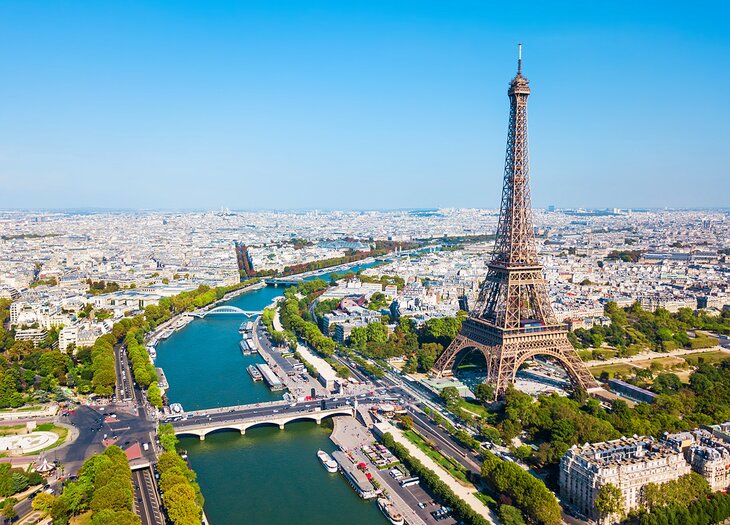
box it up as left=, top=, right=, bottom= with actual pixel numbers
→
left=1, top=1, right=728, bottom=210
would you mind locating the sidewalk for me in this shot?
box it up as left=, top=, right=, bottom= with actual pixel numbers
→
left=375, top=420, right=497, bottom=524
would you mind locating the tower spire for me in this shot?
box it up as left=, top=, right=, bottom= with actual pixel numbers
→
left=431, top=48, right=598, bottom=399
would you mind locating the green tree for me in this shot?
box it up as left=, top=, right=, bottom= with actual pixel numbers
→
left=474, top=383, right=495, bottom=403
left=32, top=491, right=56, bottom=513
left=440, top=386, right=461, bottom=407
left=499, top=504, right=526, bottom=525
left=595, top=483, right=624, bottom=524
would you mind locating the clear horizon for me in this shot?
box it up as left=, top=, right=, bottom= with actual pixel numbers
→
left=1, top=1, right=728, bottom=210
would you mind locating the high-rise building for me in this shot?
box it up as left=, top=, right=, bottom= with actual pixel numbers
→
left=432, top=46, right=596, bottom=397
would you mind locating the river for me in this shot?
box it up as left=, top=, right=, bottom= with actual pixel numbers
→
left=155, top=263, right=388, bottom=525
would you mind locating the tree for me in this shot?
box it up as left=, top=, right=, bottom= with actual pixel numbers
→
left=32, top=491, right=57, bottom=513
left=499, top=504, right=526, bottom=525
left=595, top=483, right=624, bottom=524
left=474, top=383, right=495, bottom=403
left=398, top=415, right=414, bottom=430
left=440, top=386, right=461, bottom=407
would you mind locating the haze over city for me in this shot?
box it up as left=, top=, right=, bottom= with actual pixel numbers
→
left=1, top=1, right=728, bottom=210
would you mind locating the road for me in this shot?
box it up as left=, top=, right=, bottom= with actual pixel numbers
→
left=132, top=467, right=165, bottom=525
left=167, top=396, right=369, bottom=432
left=114, top=343, right=135, bottom=402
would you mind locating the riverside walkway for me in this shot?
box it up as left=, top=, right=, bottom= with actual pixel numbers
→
left=374, top=420, right=497, bottom=525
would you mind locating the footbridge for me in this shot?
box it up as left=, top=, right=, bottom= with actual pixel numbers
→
left=189, top=305, right=263, bottom=318
left=168, top=404, right=355, bottom=440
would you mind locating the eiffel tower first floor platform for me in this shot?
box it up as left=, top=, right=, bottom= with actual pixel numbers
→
left=432, top=317, right=599, bottom=398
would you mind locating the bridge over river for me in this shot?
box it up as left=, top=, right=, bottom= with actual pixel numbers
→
left=187, top=305, right=263, bottom=319
left=167, top=400, right=355, bottom=440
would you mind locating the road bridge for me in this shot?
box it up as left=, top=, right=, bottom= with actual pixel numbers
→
left=169, top=403, right=355, bottom=440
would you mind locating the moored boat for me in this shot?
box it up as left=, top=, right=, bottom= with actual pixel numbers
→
left=377, top=498, right=404, bottom=525
left=247, top=364, right=263, bottom=381
left=317, top=450, right=338, bottom=473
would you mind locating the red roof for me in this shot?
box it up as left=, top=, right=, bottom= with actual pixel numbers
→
left=125, top=443, right=143, bottom=461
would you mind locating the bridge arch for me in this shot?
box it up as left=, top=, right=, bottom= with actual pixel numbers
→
left=199, top=306, right=261, bottom=318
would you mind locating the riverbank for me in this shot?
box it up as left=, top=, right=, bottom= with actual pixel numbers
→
left=146, top=280, right=267, bottom=345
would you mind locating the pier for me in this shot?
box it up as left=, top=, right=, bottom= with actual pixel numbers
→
left=256, top=363, right=284, bottom=390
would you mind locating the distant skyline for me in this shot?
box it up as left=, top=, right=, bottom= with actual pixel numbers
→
left=1, top=1, right=728, bottom=210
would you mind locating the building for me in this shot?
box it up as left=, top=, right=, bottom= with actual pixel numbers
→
left=665, top=429, right=730, bottom=492
left=559, top=436, right=690, bottom=521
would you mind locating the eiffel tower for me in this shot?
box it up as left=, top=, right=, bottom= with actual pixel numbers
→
left=432, top=45, right=597, bottom=397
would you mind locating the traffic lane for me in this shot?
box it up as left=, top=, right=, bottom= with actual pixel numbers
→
left=133, top=468, right=164, bottom=525
left=407, top=407, right=482, bottom=474
left=172, top=403, right=356, bottom=429
left=56, top=407, right=110, bottom=474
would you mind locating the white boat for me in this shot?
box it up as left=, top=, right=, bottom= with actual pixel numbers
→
left=247, top=365, right=263, bottom=382
left=317, top=450, right=338, bottom=473
left=377, top=498, right=405, bottom=525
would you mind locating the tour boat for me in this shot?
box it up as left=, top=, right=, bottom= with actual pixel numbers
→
left=247, top=364, right=263, bottom=382
left=377, top=498, right=405, bottom=525
left=317, top=450, right=338, bottom=473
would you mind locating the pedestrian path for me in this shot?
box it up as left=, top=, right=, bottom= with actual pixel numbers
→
left=375, top=420, right=497, bottom=524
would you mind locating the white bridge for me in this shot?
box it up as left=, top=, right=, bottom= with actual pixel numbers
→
left=190, top=305, right=263, bottom=318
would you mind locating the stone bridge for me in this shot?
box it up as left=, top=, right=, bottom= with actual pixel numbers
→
left=170, top=406, right=355, bottom=440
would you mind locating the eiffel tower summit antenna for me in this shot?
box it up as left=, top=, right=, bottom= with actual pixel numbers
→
left=432, top=47, right=597, bottom=398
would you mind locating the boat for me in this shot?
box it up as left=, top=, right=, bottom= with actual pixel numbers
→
left=247, top=364, right=263, bottom=382
left=239, top=340, right=253, bottom=356
left=238, top=322, right=247, bottom=334
left=317, top=450, right=338, bottom=473
left=377, top=498, right=405, bottom=525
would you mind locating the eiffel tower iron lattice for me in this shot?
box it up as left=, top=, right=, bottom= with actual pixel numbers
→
left=432, top=45, right=597, bottom=397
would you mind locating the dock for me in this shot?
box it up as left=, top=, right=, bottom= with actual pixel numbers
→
left=256, top=363, right=284, bottom=391
left=331, top=450, right=377, bottom=499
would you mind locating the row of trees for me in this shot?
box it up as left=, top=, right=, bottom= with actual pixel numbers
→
left=635, top=491, right=730, bottom=525
left=124, top=330, right=161, bottom=407
left=279, top=280, right=336, bottom=356
left=50, top=445, right=139, bottom=524
left=157, top=424, right=204, bottom=525
left=380, top=432, right=491, bottom=525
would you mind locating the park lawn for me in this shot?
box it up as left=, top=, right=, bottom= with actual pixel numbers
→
left=633, top=356, right=686, bottom=370
left=0, top=405, right=43, bottom=413
left=588, top=363, right=637, bottom=379
left=458, top=399, right=489, bottom=419
left=0, top=425, right=27, bottom=436
left=403, top=429, right=469, bottom=484
left=683, top=351, right=730, bottom=366
left=474, top=491, right=496, bottom=508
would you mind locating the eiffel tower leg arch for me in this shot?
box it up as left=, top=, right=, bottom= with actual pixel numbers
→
left=504, top=340, right=598, bottom=395
left=433, top=335, right=495, bottom=379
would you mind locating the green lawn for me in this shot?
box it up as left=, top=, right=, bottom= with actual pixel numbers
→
left=684, top=351, right=730, bottom=366
left=588, top=363, right=637, bottom=378
left=403, top=429, right=469, bottom=483
left=458, top=399, right=489, bottom=419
